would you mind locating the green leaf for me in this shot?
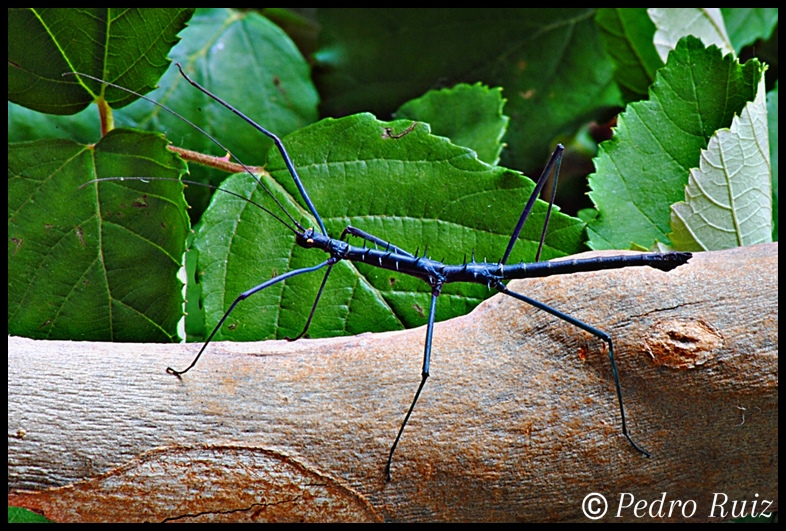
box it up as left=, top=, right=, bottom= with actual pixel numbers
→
left=8, top=130, right=189, bottom=341
left=721, top=8, right=779, bottom=53
left=8, top=8, right=194, bottom=114
left=314, top=9, right=621, bottom=172
left=595, top=9, right=662, bottom=102
left=587, top=36, right=762, bottom=250
left=195, top=114, right=586, bottom=341
left=13, top=11, right=758, bottom=349
left=395, top=83, right=509, bottom=165
left=670, top=75, right=772, bottom=250
left=648, top=8, right=734, bottom=62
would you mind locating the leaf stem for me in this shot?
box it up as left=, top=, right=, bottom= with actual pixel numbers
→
left=97, top=97, right=114, bottom=137
left=167, top=145, right=267, bottom=176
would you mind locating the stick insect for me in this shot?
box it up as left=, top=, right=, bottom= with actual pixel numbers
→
left=75, top=65, right=691, bottom=480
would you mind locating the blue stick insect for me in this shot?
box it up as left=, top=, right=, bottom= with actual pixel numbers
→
left=73, top=65, right=691, bottom=480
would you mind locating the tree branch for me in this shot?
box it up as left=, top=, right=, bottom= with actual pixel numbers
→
left=8, top=243, right=778, bottom=522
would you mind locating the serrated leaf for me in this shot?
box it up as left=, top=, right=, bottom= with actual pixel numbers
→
left=587, top=37, right=762, bottom=250
left=7, top=8, right=319, bottom=165
left=8, top=8, right=193, bottom=114
left=195, top=114, right=586, bottom=341
left=648, top=8, right=734, bottom=62
left=670, top=75, right=772, bottom=250
left=8, top=130, right=189, bottom=341
left=395, top=83, right=509, bottom=165
left=9, top=8, right=321, bottom=238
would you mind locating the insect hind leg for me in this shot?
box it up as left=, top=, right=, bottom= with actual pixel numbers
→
left=494, top=282, right=651, bottom=458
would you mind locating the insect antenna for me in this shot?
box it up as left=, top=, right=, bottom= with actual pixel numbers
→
left=63, top=70, right=306, bottom=234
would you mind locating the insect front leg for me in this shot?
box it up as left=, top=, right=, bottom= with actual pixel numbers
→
left=167, top=259, right=334, bottom=376
left=340, top=226, right=414, bottom=257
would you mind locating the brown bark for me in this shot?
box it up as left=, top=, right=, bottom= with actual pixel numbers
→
left=8, top=243, right=778, bottom=522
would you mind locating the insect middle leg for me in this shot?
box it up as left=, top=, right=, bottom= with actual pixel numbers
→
left=385, top=286, right=441, bottom=481
left=500, top=144, right=564, bottom=264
